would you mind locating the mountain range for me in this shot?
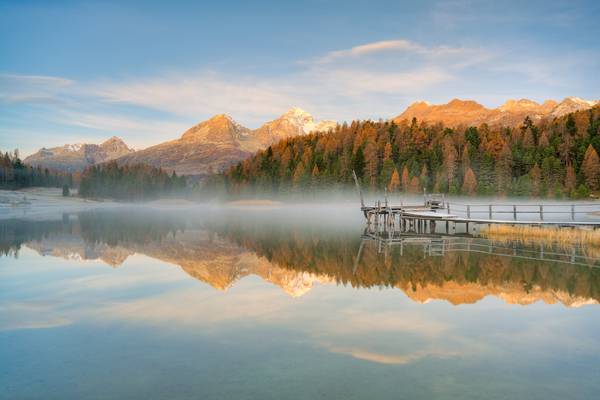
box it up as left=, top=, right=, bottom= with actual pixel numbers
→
left=23, top=97, right=599, bottom=175
left=25, top=108, right=335, bottom=176
left=24, top=136, right=134, bottom=173
left=394, top=96, right=598, bottom=127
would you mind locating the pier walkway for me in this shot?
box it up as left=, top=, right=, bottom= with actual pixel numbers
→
left=352, top=171, right=600, bottom=234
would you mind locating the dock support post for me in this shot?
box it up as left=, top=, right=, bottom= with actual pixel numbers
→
left=467, top=205, right=471, bottom=219
left=571, top=204, right=575, bottom=221
left=540, top=205, right=544, bottom=221
left=489, top=205, right=492, bottom=219
left=513, top=205, right=517, bottom=221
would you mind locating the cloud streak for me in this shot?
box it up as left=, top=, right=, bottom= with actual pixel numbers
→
left=316, top=39, right=474, bottom=64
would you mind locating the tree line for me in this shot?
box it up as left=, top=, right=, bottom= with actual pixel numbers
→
left=0, top=149, right=73, bottom=190
left=214, top=106, right=600, bottom=198
left=79, top=161, right=187, bottom=200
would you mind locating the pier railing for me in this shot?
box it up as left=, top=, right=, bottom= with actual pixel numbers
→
left=445, top=202, right=600, bottom=221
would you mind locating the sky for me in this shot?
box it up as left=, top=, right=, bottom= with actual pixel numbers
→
left=1, top=0, right=599, bottom=156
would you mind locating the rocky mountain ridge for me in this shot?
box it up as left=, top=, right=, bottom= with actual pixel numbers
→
left=24, top=108, right=335, bottom=176
left=24, top=136, right=134, bottom=173
left=394, top=97, right=599, bottom=127
left=116, top=107, right=336, bottom=176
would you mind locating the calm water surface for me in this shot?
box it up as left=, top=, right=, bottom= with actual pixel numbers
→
left=1, top=205, right=599, bottom=399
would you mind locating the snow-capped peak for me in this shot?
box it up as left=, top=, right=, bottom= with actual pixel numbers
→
left=563, top=97, right=597, bottom=107
left=280, top=107, right=336, bottom=134
left=64, top=143, right=84, bottom=152
left=551, top=97, right=599, bottom=117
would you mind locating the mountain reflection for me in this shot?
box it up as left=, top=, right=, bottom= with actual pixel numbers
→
left=1, top=209, right=599, bottom=306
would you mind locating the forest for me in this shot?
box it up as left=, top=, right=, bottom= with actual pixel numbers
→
left=0, top=149, right=72, bottom=190
left=78, top=161, right=187, bottom=200
left=215, top=106, right=600, bottom=198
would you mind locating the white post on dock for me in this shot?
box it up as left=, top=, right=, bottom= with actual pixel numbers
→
left=384, top=187, right=388, bottom=208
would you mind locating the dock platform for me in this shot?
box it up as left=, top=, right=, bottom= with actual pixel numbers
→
left=352, top=171, right=600, bottom=234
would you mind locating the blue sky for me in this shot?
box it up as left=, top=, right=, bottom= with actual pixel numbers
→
left=1, top=0, right=599, bottom=156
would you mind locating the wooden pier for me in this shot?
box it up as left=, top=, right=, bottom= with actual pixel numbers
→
left=352, top=171, right=600, bottom=234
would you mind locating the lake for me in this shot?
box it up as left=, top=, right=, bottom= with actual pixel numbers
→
left=1, top=204, right=599, bottom=399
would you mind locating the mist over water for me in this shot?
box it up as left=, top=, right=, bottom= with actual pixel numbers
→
left=1, top=204, right=600, bottom=399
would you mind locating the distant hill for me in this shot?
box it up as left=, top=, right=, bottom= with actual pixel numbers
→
left=24, top=136, right=134, bottom=172
left=116, top=108, right=335, bottom=176
left=394, top=97, right=599, bottom=128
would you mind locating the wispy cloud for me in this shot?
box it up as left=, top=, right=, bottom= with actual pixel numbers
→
left=316, top=39, right=474, bottom=64
left=0, top=73, right=74, bottom=104
left=85, top=72, right=302, bottom=126
left=54, top=111, right=189, bottom=147
left=317, top=39, right=423, bottom=63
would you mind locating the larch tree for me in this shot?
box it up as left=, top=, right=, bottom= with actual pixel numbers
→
left=380, top=159, right=396, bottom=189
left=401, top=166, right=410, bottom=192
left=292, top=162, right=306, bottom=188
left=462, top=167, right=478, bottom=195
left=364, top=139, right=379, bottom=189
left=311, top=164, right=320, bottom=189
left=419, top=164, right=430, bottom=191
left=565, top=163, right=577, bottom=194
left=442, top=136, right=458, bottom=189
left=409, top=176, right=421, bottom=193
left=529, top=163, right=542, bottom=197
left=388, top=168, right=401, bottom=192
left=582, top=144, right=600, bottom=191
left=495, top=143, right=513, bottom=196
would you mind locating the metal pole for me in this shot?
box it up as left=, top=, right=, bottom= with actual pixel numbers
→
left=513, top=205, right=517, bottom=221
left=489, top=204, right=492, bottom=219
left=467, top=205, right=471, bottom=219
left=571, top=204, right=575, bottom=221
left=540, top=205, right=544, bottom=221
